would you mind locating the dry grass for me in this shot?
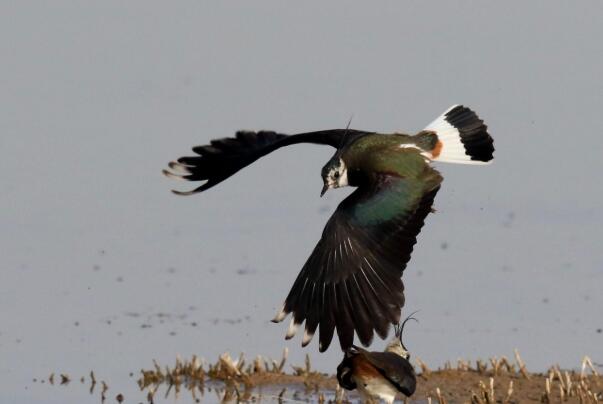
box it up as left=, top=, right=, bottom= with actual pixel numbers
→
left=133, top=348, right=343, bottom=403
left=418, top=352, right=601, bottom=404
left=40, top=349, right=601, bottom=403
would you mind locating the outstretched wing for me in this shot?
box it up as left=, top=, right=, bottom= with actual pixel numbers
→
left=163, top=129, right=372, bottom=195
left=273, top=165, right=442, bottom=352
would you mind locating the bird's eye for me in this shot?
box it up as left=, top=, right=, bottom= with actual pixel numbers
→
left=333, top=172, right=340, bottom=179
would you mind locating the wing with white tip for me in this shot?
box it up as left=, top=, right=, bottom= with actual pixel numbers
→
left=273, top=168, right=441, bottom=352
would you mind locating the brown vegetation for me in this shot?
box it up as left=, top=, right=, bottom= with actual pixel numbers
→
left=41, top=349, right=601, bottom=403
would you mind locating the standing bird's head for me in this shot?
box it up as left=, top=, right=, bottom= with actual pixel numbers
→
left=385, top=313, right=419, bottom=359
left=321, top=157, right=348, bottom=196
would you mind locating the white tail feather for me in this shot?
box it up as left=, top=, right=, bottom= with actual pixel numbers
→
left=424, top=105, right=493, bottom=165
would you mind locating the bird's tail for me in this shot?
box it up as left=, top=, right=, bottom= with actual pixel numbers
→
left=417, top=105, right=494, bottom=164
left=163, top=130, right=287, bottom=195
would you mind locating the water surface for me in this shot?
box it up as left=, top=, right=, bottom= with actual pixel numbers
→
left=2, top=2, right=602, bottom=403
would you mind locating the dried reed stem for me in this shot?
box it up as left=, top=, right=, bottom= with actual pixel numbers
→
left=436, top=387, right=447, bottom=404
left=503, top=380, right=513, bottom=403
left=416, top=357, right=431, bottom=376
left=581, top=356, right=599, bottom=379
left=514, top=349, right=530, bottom=379
left=490, top=357, right=501, bottom=375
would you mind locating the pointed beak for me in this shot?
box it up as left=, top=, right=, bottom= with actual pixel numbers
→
left=320, top=183, right=329, bottom=197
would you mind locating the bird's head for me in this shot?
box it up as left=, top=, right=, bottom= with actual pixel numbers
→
left=385, top=313, right=419, bottom=359
left=321, top=157, right=348, bottom=196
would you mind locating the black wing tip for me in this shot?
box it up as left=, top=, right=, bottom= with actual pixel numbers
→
left=318, top=333, right=332, bottom=352
left=318, top=331, right=335, bottom=352
left=169, top=182, right=212, bottom=196
left=165, top=131, right=291, bottom=197
left=445, top=105, right=495, bottom=163
left=170, top=189, right=198, bottom=196
left=164, top=159, right=217, bottom=195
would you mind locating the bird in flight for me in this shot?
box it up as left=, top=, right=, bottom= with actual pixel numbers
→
left=163, top=105, right=494, bottom=352
left=337, top=315, right=418, bottom=403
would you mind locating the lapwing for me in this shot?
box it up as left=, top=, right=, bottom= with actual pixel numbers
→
left=337, top=315, right=418, bottom=403
left=163, top=105, right=494, bottom=352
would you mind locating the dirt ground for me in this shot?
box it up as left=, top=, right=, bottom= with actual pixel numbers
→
left=134, top=352, right=602, bottom=403
left=237, top=366, right=602, bottom=403
left=413, top=368, right=601, bottom=403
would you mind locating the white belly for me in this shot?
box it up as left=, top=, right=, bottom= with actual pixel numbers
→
left=353, top=374, right=399, bottom=403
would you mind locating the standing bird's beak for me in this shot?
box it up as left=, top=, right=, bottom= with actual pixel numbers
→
left=320, top=183, right=329, bottom=197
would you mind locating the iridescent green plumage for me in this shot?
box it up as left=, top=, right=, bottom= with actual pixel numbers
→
left=321, top=133, right=442, bottom=227
left=284, top=134, right=443, bottom=351
left=164, top=105, right=493, bottom=352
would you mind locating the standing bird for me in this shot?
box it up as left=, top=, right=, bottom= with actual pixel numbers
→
left=163, top=105, right=494, bottom=352
left=337, top=315, right=418, bottom=403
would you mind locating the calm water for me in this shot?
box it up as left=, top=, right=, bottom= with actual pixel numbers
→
left=2, top=2, right=602, bottom=403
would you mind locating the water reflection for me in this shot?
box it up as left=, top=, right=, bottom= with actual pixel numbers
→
left=136, top=351, right=345, bottom=403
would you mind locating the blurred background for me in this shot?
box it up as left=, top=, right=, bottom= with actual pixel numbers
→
left=1, top=2, right=602, bottom=402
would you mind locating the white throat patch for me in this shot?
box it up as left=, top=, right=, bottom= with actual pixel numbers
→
left=333, top=159, right=348, bottom=187
left=337, top=160, right=348, bottom=187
